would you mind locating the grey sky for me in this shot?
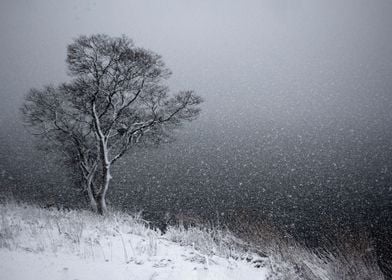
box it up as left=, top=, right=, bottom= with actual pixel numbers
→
left=2, top=0, right=392, bottom=127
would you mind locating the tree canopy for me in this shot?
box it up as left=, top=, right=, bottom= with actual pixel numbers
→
left=22, top=34, right=203, bottom=214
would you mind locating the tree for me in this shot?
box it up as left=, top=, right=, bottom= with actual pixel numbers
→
left=22, top=34, right=203, bottom=214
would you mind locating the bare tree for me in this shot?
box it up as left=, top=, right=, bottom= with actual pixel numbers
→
left=22, top=34, right=203, bottom=214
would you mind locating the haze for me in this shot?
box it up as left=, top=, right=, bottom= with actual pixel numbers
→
left=1, top=0, right=392, bottom=254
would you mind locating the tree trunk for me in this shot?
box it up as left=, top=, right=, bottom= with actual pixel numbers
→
left=86, top=182, right=98, bottom=213
left=96, top=167, right=110, bottom=215
left=90, top=198, right=98, bottom=213
left=97, top=141, right=111, bottom=215
left=86, top=171, right=98, bottom=212
left=97, top=194, right=107, bottom=215
left=92, top=101, right=112, bottom=215
left=80, top=163, right=98, bottom=213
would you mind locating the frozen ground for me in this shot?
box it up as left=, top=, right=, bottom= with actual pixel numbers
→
left=0, top=203, right=267, bottom=280
left=0, top=246, right=265, bottom=280
left=0, top=202, right=386, bottom=280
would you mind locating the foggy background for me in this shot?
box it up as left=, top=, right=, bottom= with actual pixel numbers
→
left=1, top=0, right=392, bottom=267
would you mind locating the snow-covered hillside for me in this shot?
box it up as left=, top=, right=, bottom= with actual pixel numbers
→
left=0, top=203, right=267, bottom=280
left=0, top=202, right=386, bottom=280
left=0, top=241, right=265, bottom=280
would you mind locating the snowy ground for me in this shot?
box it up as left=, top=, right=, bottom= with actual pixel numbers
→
left=0, top=203, right=267, bottom=280
left=0, top=202, right=386, bottom=280
left=0, top=246, right=265, bottom=280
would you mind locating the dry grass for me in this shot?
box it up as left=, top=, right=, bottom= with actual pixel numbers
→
left=0, top=200, right=387, bottom=279
left=235, top=220, right=386, bottom=280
